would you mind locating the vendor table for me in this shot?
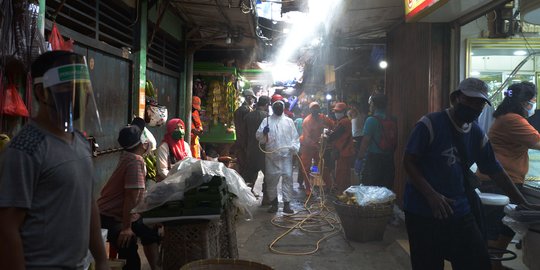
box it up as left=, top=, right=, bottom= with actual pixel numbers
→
left=151, top=203, right=238, bottom=270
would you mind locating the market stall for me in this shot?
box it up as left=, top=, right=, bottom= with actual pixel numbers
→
left=192, top=62, right=239, bottom=146
left=136, top=158, right=258, bottom=269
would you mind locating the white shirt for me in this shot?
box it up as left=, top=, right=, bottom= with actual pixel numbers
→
left=156, top=141, right=192, bottom=179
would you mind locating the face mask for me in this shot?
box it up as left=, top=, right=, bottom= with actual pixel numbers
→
left=272, top=103, right=284, bottom=116
left=172, top=130, right=184, bottom=141
left=526, top=102, right=536, bottom=118
left=335, top=112, right=345, bottom=119
left=454, top=103, right=482, bottom=123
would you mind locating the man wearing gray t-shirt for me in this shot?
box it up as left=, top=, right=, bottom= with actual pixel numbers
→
left=0, top=51, right=109, bottom=270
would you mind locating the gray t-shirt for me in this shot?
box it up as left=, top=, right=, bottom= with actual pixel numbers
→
left=0, top=122, right=95, bottom=269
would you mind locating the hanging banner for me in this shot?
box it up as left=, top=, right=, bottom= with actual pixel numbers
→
left=404, top=0, right=448, bottom=22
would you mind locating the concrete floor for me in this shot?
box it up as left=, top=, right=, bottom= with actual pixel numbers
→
left=138, top=170, right=530, bottom=270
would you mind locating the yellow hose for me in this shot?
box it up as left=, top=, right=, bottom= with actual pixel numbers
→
left=258, top=135, right=343, bottom=255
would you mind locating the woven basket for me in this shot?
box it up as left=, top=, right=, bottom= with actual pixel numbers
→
left=162, top=220, right=220, bottom=270
left=180, top=259, right=274, bottom=270
left=219, top=204, right=239, bottom=259
left=333, top=200, right=393, bottom=242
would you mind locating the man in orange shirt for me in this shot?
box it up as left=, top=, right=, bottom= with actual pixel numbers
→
left=191, top=96, right=204, bottom=159
left=327, top=102, right=355, bottom=193
left=299, top=102, right=334, bottom=193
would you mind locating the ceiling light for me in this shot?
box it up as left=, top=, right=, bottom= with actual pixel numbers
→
left=514, top=50, right=527, bottom=56
left=325, top=94, right=332, bottom=100
left=379, top=60, right=388, bottom=69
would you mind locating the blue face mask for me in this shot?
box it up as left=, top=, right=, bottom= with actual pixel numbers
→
left=526, top=101, right=536, bottom=118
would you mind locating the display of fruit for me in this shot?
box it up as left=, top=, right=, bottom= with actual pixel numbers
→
left=145, top=154, right=157, bottom=181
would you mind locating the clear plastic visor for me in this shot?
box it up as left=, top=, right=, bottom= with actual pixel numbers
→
left=36, top=63, right=102, bottom=134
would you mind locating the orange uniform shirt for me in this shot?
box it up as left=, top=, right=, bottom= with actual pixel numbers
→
left=300, top=114, right=334, bottom=151
left=489, top=113, right=540, bottom=184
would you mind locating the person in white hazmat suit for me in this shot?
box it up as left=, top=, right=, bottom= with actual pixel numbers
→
left=256, top=94, right=300, bottom=214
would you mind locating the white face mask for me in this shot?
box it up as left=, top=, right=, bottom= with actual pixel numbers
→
left=526, top=101, right=536, bottom=118
left=335, top=112, right=345, bottom=119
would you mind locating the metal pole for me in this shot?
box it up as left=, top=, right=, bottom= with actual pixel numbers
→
left=185, top=51, right=194, bottom=144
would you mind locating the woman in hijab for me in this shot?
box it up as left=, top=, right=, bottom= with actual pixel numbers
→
left=156, top=118, right=192, bottom=180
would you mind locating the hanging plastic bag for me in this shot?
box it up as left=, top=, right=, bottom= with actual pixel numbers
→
left=48, top=23, right=74, bottom=51
left=1, top=84, right=29, bottom=117
left=145, top=104, right=168, bottom=127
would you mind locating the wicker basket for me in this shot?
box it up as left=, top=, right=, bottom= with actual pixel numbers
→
left=219, top=204, right=239, bottom=259
left=180, top=259, right=273, bottom=270
left=162, top=220, right=220, bottom=270
left=333, top=200, right=393, bottom=242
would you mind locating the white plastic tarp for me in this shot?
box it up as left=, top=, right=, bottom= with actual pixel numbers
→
left=133, top=157, right=257, bottom=214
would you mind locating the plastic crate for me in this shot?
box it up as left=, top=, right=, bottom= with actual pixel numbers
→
left=141, top=200, right=184, bottom=218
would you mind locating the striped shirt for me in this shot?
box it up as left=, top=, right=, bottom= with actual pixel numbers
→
left=98, top=151, right=146, bottom=221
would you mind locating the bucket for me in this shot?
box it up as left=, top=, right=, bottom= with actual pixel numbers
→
left=180, top=259, right=273, bottom=270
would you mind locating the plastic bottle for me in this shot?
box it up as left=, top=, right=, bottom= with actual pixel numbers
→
left=310, top=158, right=318, bottom=173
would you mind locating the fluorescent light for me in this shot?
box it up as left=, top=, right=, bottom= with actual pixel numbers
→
left=514, top=50, right=527, bottom=56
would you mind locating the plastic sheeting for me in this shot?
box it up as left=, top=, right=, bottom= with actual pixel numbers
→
left=344, top=185, right=396, bottom=206
left=133, top=157, right=258, bottom=214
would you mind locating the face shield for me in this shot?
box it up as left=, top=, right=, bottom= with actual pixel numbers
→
left=34, top=61, right=102, bottom=134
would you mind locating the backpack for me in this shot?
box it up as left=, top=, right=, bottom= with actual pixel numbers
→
left=372, top=115, right=397, bottom=151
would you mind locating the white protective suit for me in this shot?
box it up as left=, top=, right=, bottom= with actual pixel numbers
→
left=255, top=114, right=300, bottom=202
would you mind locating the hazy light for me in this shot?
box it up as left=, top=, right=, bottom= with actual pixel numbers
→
left=274, top=0, right=343, bottom=64
left=326, top=94, right=332, bottom=100
left=310, top=37, right=321, bottom=47
left=269, top=62, right=302, bottom=82
left=379, top=60, right=388, bottom=69
left=283, top=28, right=290, bottom=34
left=470, top=71, right=480, bottom=76
left=514, top=50, right=527, bottom=56
left=239, top=81, right=246, bottom=87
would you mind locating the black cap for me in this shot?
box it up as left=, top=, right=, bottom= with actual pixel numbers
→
left=118, top=125, right=142, bottom=149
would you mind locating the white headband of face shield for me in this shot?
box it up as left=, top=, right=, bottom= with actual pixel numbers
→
left=33, top=64, right=90, bottom=88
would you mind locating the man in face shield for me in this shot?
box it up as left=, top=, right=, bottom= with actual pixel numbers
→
left=256, top=94, right=300, bottom=214
left=0, top=51, right=109, bottom=269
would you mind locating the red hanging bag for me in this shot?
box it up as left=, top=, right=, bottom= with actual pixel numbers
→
left=49, top=23, right=74, bottom=51
left=1, top=84, right=30, bottom=117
